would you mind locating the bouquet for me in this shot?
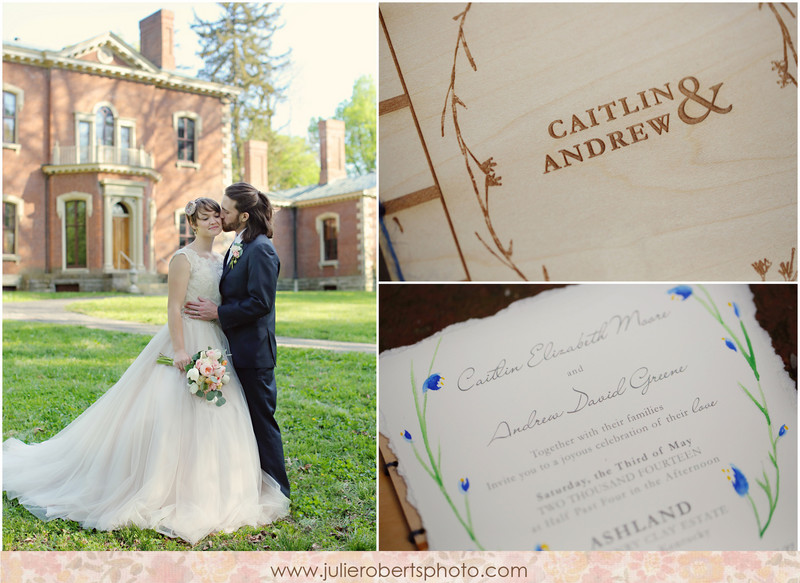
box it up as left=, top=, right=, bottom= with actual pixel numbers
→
left=157, top=347, right=230, bottom=406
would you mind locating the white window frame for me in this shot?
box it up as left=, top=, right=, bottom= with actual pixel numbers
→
left=118, top=120, right=136, bottom=165
left=119, top=119, right=136, bottom=148
left=56, top=192, right=93, bottom=272
left=2, top=194, right=24, bottom=262
left=3, top=83, right=24, bottom=152
left=73, top=103, right=137, bottom=165
left=316, top=212, right=340, bottom=268
left=173, top=110, right=202, bottom=169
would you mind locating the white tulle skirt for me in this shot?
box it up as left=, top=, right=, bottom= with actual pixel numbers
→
left=3, top=317, right=290, bottom=545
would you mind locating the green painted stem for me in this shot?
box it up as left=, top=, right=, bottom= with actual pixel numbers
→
left=746, top=492, right=764, bottom=534
left=694, top=286, right=758, bottom=379
left=409, top=338, right=484, bottom=549
left=692, top=286, right=782, bottom=538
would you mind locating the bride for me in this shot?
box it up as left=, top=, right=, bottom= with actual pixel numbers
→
left=3, top=198, right=289, bottom=545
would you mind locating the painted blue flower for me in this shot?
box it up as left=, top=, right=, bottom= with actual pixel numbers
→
left=779, top=424, right=788, bottom=437
left=401, top=430, right=413, bottom=442
left=459, top=477, right=470, bottom=493
left=423, top=373, right=444, bottom=392
left=723, top=338, right=737, bottom=352
left=667, top=285, right=693, bottom=300
left=724, top=465, right=749, bottom=496
left=728, top=301, right=741, bottom=318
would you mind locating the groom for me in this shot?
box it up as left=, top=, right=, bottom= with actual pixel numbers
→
left=186, top=182, right=290, bottom=499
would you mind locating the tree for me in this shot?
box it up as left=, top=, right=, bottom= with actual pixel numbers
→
left=268, top=134, right=320, bottom=190
left=308, top=74, right=376, bottom=176
left=192, top=3, right=290, bottom=182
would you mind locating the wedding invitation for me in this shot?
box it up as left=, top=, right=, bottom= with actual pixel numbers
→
left=379, top=3, right=797, bottom=281
left=379, top=285, right=797, bottom=550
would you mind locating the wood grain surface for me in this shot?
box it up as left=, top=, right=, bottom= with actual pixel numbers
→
left=379, top=3, right=797, bottom=282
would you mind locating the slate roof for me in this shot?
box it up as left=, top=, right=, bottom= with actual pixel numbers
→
left=269, top=172, right=376, bottom=206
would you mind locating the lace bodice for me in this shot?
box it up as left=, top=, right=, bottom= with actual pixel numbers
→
left=173, top=247, right=223, bottom=306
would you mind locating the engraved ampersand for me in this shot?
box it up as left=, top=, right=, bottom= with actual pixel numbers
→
left=677, top=76, right=733, bottom=125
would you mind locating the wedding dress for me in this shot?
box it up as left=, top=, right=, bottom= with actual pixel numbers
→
left=3, top=247, right=289, bottom=545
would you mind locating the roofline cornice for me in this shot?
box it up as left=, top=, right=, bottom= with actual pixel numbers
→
left=60, top=32, right=158, bottom=73
left=3, top=44, right=242, bottom=100
left=271, top=188, right=376, bottom=209
left=42, top=162, right=162, bottom=182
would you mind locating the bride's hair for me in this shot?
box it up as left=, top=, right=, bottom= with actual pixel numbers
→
left=185, top=197, right=221, bottom=227
left=224, top=182, right=274, bottom=242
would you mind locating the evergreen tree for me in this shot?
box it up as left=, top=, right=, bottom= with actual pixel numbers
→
left=192, top=3, right=290, bottom=182
left=308, top=75, right=376, bottom=176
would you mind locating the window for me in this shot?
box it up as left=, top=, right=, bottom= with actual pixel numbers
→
left=3, top=91, right=17, bottom=144
left=316, top=213, right=339, bottom=267
left=120, top=126, right=131, bottom=165
left=323, top=218, right=338, bottom=261
left=177, top=117, right=195, bottom=162
left=3, top=201, right=17, bottom=255
left=73, top=105, right=137, bottom=166
left=178, top=213, right=195, bottom=247
left=96, top=106, right=114, bottom=146
left=56, top=192, right=92, bottom=270
left=79, top=120, right=91, bottom=163
left=172, top=111, right=202, bottom=169
left=65, top=200, right=87, bottom=268
left=3, top=84, right=23, bottom=151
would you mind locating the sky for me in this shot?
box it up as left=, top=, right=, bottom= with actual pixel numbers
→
left=1, top=1, right=377, bottom=138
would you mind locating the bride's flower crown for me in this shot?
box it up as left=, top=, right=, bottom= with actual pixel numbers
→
left=185, top=200, right=197, bottom=216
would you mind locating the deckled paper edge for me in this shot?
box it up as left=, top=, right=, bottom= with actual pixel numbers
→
left=379, top=284, right=797, bottom=550
left=379, top=285, right=574, bottom=540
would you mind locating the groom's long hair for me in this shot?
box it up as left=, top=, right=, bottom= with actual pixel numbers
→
left=225, top=182, right=274, bottom=242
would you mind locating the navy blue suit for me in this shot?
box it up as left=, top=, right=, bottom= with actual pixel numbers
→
left=218, top=234, right=290, bottom=497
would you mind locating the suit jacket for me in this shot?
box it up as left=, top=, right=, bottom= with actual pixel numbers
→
left=218, top=233, right=279, bottom=369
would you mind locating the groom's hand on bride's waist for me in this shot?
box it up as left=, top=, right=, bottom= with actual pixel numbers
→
left=185, top=297, right=219, bottom=321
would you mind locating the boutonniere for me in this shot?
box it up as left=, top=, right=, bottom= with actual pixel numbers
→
left=229, top=243, right=243, bottom=268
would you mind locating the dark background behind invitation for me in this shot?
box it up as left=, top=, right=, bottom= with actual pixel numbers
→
left=379, top=284, right=796, bottom=382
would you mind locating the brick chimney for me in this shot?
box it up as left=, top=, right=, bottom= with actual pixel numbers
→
left=318, top=119, right=346, bottom=185
left=243, top=140, right=269, bottom=192
left=139, top=10, right=175, bottom=70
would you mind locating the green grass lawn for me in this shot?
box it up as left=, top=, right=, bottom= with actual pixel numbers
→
left=2, top=321, right=376, bottom=550
left=33, top=291, right=376, bottom=343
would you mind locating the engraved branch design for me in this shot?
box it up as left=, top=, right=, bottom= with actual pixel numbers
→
left=752, top=247, right=797, bottom=281
left=760, top=3, right=798, bottom=87
left=441, top=3, right=547, bottom=281
left=777, top=247, right=797, bottom=280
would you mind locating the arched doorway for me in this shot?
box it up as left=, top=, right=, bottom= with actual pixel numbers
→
left=100, top=181, right=147, bottom=274
left=112, top=202, right=131, bottom=269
